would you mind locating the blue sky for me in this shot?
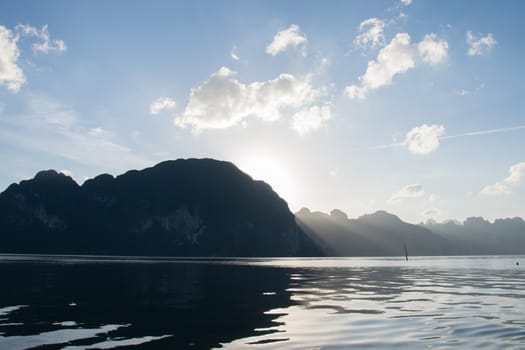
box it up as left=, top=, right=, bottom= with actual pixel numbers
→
left=1, top=0, right=524, bottom=223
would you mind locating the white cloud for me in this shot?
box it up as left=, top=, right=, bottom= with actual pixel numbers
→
left=480, top=162, right=525, bottom=196
left=346, top=33, right=414, bottom=99
left=390, top=184, right=425, bottom=202
left=401, top=0, right=413, bottom=5
left=292, top=104, right=331, bottom=135
left=150, top=97, right=176, bottom=115
left=354, top=18, right=386, bottom=49
left=504, top=162, right=525, bottom=185
left=88, top=127, right=113, bottom=138
left=480, top=182, right=511, bottom=196
left=346, top=32, right=448, bottom=99
left=404, top=124, right=445, bottom=155
left=0, top=25, right=26, bottom=92
left=417, top=33, right=448, bottom=64
left=455, top=89, right=469, bottom=96
left=466, top=31, right=496, bottom=56
left=266, top=24, right=307, bottom=56
left=16, top=24, right=67, bottom=53
left=230, top=46, right=240, bottom=61
left=175, top=67, right=322, bottom=132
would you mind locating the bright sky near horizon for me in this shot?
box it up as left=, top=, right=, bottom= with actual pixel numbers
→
left=1, top=0, right=524, bottom=223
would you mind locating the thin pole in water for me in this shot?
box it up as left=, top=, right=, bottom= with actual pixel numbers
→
left=404, top=243, right=408, bottom=261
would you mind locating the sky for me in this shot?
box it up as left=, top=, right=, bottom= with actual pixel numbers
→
left=1, top=0, right=524, bottom=223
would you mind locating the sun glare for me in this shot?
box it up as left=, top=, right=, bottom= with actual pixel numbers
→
left=236, top=155, right=296, bottom=209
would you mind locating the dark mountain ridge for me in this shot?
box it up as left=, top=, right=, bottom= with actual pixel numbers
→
left=0, top=159, right=319, bottom=257
left=2, top=158, right=524, bottom=257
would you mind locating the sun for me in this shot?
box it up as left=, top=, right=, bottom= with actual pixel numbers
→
left=236, top=155, right=297, bottom=209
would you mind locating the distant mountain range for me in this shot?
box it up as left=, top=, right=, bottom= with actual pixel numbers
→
left=0, top=159, right=319, bottom=257
left=1, top=158, right=523, bottom=257
left=296, top=208, right=525, bottom=256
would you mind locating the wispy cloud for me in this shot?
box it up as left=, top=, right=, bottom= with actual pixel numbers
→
left=354, top=18, right=386, bottom=50
left=230, top=45, right=240, bottom=61
left=352, top=124, right=525, bottom=153
left=441, top=125, right=525, bottom=140
left=266, top=24, right=307, bottom=56
left=390, top=184, right=424, bottom=202
left=15, top=24, right=67, bottom=53
left=0, top=94, right=152, bottom=173
left=466, top=31, right=496, bottom=56
left=479, top=181, right=511, bottom=196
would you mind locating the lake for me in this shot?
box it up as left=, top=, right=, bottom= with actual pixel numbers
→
left=0, top=255, right=524, bottom=349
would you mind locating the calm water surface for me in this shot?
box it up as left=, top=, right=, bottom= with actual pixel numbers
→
left=0, top=255, right=523, bottom=349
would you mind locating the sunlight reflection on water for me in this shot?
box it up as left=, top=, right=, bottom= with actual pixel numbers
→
left=221, top=256, right=525, bottom=349
left=0, top=255, right=523, bottom=349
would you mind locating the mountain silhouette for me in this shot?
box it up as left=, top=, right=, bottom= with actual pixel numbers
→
left=296, top=209, right=450, bottom=256
left=2, top=159, right=524, bottom=257
left=422, top=217, right=525, bottom=255
left=0, top=159, right=319, bottom=257
left=296, top=208, right=525, bottom=256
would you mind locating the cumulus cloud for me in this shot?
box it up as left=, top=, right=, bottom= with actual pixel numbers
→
left=346, top=32, right=448, bottom=99
left=175, top=67, right=322, bottom=132
left=480, top=162, right=525, bottom=196
left=354, top=18, right=386, bottom=49
left=467, top=31, right=496, bottom=56
left=15, top=24, right=67, bottom=53
left=400, top=0, right=413, bottom=5
left=390, top=184, right=425, bottom=202
left=505, top=162, right=525, bottom=184
left=150, top=97, right=176, bottom=115
left=480, top=182, right=511, bottom=196
left=404, top=124, right=445, bottom=155
left=0, top=24, right=66, bottom=93
left=266, top=24, right=307, bottom=56
left=0, top=25, right=26, bottom=92
left=417, top=33, right=448, bottom=64
left=292, top=104, right=331, bottom=135
left=346, top=33, right=414, bottom=99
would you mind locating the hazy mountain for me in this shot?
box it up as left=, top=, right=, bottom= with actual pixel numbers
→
left=296, top=209, right=451, bottom=256
left=297, top=208, right=525, bottom=256
left=0, top=159, right=319, bottom=257
left=422, top=217, right=525, bottom=255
